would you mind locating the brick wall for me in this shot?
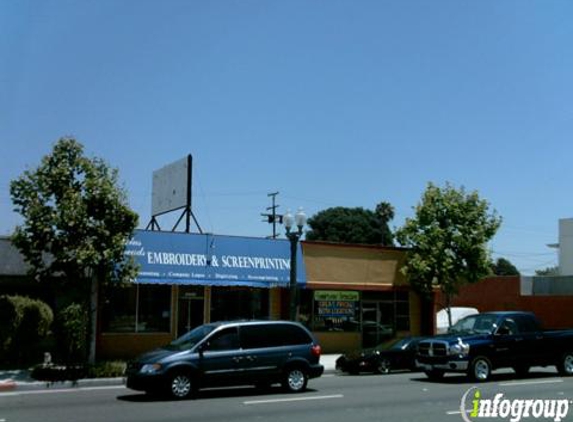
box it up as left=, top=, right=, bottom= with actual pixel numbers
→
left=438, top=276, right=573, bottom=329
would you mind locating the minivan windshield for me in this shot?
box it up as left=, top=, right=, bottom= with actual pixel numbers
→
left=448, top=314, right=498, bottom=335
left=165, top=324, right=218, bottom=351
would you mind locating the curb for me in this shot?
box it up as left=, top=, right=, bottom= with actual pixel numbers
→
left=2, top=364, right=339, bottom=393
left=0, top=379, right=16, bottom=392
left=1, top=377, right=125, bottom=393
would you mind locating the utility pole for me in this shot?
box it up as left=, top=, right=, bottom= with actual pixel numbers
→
left=261, top=192, right=283, bottom=239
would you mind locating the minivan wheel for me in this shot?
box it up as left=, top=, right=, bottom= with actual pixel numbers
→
left=169, top=372, right=193, bottom=399
left=469, top=357, right=492, bottom=382
left=283, top=368, right=308, bottom=393
left=557, top=352, right=573, bottom=376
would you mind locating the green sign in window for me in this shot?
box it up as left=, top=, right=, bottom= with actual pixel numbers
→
left=313, top=290, right=359, bottom=302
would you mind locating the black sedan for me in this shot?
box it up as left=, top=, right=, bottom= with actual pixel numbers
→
left=335, top=337, right=425, bottom=375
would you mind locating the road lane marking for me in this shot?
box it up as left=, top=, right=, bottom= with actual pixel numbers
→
left=244, top=394, right=343, bottom=405
left=447, top=410, right=470, bottom=415
left=499, top=379, right=564, bottom=387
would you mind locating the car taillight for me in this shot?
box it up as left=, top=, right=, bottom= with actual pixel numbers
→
left=311, top=344, right=322, bottom=357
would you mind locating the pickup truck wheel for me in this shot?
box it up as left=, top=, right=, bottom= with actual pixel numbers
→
left=558, top=352, right=573, bottom=376
left=282, top=367, right=308, bottom=393
left=424, top=369, right=444, bottom=380
left=469, top=357, right=491, bottom=382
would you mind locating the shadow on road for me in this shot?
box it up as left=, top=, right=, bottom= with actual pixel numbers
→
left=409, top=369, right=561, bottom=385
left=335, top=369, right=419, bottom=377
left=117, top=386, right=319, bottom=402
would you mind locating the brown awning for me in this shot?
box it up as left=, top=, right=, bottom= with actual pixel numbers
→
left=302, top=242, right=408, bottom=290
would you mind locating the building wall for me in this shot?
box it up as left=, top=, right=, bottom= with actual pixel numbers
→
left=302, top=241, right=408, bottom=289
left=559, top=218, right=573, bottom=276
left=314, top=332, right=361, bottom=354
left=302, top=242, right=423, bottom=352
left=98, top=333, right=174, bottom=360
left=441, top=276, right=573, bottom=330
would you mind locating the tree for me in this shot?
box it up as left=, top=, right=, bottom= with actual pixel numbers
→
left=10, top=137, right=138, bottom=363
left=395, top=182, right=501, bottom=328
left=490, top=258, right=520, bottom=276
left=305, top=201, right=394, bottom=245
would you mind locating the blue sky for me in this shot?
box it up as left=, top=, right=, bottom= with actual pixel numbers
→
left=1, top=1, right=571, bottom=275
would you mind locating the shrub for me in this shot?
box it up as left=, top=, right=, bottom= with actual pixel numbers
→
left=55, top=303, right=88, bottom=364
left=30, top=360, right=126, bottom=382
left=31, top=364, right=86, bottom=382
left=87, top=361, right=126, bottom=378
left=0, top=295, right=54, bottom=365
left=0, top=296, right=18, bottom=353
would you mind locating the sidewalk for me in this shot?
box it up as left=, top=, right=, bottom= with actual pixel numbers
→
left=0, top=354, right=341, bottom=393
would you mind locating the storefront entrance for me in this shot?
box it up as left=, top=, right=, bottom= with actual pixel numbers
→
left=177, top=286, right=204, bottom=337
left=361, top=300, right=395, bottom=348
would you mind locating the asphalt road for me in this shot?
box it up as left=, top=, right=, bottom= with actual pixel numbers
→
left=1, top=369, right=572, bottom=422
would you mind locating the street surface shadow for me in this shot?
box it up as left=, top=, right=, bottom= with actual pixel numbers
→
left=335, top=369, right=420, bottom=377
left=410, top=369, right=560, bottom=385
left=117, top=386, right=318, bottom=402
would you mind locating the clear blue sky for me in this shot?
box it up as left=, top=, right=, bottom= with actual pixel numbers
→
left=1, top=1, right=571, bottom=275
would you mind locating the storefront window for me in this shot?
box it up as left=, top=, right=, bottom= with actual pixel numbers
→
left=137, top=284, right=171, bottom=332
left=305, top=289, right=411, bottom=338
left=312, top=290, right=360, bottom=332
left=395, top=291, right=410, bottom=331
left=361, top=290, right=411, bottom=346
left=210, top=287, right=269, bottom=321
left=298, top=289, right=313, bottom=328
left=101, top=284, right=171, bottom=333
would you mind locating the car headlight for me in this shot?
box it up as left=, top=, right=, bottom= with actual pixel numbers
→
left=140, top=363, right=162, bottom=374
left=449, top=338, right=470, bottom=357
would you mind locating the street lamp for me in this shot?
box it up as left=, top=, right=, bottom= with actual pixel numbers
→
left=283, top=207, right=307, bottom=321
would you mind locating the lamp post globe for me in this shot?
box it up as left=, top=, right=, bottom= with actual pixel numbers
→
left=284, top=209, right=294, bottom=232
left=295, top=208, right=307, bottom=231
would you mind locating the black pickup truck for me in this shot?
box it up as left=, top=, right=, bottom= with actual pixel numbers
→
left=416, top=311, right=573, bottom=382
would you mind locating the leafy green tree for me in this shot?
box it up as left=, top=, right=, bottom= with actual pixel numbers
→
left=395, top=182, right=501, bottom=328
left=10, top=138, right=138, bottom=363
left=305, top=201, right=394, bottom=245
left=490, top=257, right=520, bottom=276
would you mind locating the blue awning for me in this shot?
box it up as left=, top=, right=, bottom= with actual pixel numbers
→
left=125, top=230, right=306, bottom=288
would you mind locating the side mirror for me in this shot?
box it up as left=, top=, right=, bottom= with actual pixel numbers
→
left=197, top=342, right=207, bottom=357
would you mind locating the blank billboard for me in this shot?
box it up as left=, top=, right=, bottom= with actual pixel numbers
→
left=151, top=156, right=189, bottom=216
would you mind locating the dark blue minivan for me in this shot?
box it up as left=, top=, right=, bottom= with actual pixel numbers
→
left=126, top=320, right=324, bottom=399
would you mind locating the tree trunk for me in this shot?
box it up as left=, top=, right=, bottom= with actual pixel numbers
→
left=88, top=272, right=98, bottom=364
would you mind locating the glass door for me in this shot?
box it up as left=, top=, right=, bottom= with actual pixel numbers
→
left=177, top=287, right=204, bottom=337
left=361, top=301, right=394, bottom=347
